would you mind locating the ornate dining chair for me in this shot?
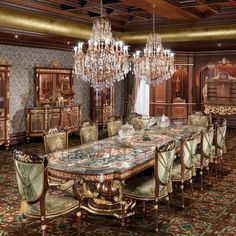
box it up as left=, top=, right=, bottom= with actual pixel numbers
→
left=13, top=150, right=81, bottom=236
left=107, top=116, right=123, bottom=137
left=188, top=111, right=210, bottom=127
left=43, top=128, right=68, bottom=154
left=130, top=114, right=144, bottom=130
left=121, top=140, right=176, bottom=229
left=171, top=134, right=198, bottom=208
left=194, top=126, right=214, bottom=190
left=211, top=119, right=227, bottom=176
left=80, top=121, right=98, bottom=144
left=128, top=112, right=142, bottom=123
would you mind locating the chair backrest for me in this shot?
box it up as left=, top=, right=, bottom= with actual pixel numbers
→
left=130, top=117, right=144, bottom=130
left=128, top=112, right=142, bottom=122
left=155, top=140, right=175, bottom=186
left=188, top=111, right=209, bottom=127
left=201, top=126, right=214, bottom=158
left=80, top=121, right=98, bottom=144
left=107, top=119, right=123, bottom=137
left=180, top=135, right=198, bottom=170
left=215, top=119, right=227, bottom=149
left=13, top=150, right=47, bottom=203
left=43, top=128, right=68, bottom=154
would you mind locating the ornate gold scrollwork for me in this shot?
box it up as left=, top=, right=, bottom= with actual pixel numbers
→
left=204, top=104, right=236, bottom=115
left=0, top=56, right=8, bottom=65
left=49, top=60, right=61, bottom=68
left=82, top=182, right=99, bottom=199
left=113, top=180, right=124, bottom=203
left=93, top=198, right=112, bottom=205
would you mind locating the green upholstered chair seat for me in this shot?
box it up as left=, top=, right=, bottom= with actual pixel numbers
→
left=194, top=153, right=209, bottom=168
left=122, top=176, right=168, bottom=200
left=21, top=194, right=79, bottom=218
left=171, top=163, right=192, bottom=181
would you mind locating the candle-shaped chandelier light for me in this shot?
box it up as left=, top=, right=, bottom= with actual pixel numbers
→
left=74, top=0, right=129, bottom=90
left=133, top=5, right=175, bottom=85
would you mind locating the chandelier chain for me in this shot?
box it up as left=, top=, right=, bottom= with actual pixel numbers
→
left=153, top=5, right=155, bottom=34
left=100, top=0, right=103, bottom=18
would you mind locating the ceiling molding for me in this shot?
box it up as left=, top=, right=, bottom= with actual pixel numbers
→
left=1, top=5, right=236, bottom=45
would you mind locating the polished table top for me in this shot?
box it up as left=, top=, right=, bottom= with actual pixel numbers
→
left=48, top=125, right=203, bottom=181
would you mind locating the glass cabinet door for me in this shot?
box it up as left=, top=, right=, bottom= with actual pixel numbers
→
left=0, top=72, right=5, bottom=117
left=104, top=88, right=112, bottom=106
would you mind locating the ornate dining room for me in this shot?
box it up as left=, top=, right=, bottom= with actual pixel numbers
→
left=0, top=0, right=236, bottom=235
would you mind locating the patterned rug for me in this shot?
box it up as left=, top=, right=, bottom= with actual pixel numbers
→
left=1, top=130, right=236, bottom=236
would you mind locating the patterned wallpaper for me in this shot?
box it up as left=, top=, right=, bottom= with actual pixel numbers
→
left=0, top=44, right=123, bottom=135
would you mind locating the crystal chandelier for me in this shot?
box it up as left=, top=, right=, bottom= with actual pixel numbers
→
left=74, top=0, right=129, bottom=90
left=133, top=5, right=175, bottom=85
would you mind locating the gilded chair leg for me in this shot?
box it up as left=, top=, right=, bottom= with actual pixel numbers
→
left=180, top=182, right=184, bottom=208
left=142, top=201, right=146, bottom=213
left=220, top=157, right=224, bottom=177
left=41, top=216, right=47, bottom=236
left=200, top=169, right=203, bottom=191
left=76, top=210, right=81, bottom=236
left=154, top=199, right=159, bottom=233
left=189, top=179, right=194, bottom=200
left=165, top=195, right=170, bottom=219
left=206, top=166, right=211, bottom=185
left=121, top=201, right=126, bottom=226
left=21, top=214, right=26, bottom=236
left=41, top=224, right=47, bottom=236
left=215, top=159, right=218, bottom=177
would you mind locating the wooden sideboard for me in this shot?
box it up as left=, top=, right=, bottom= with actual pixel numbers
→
left=0, top=64, right=11, bottom=149
left=26, top=104, right=81, bottom=141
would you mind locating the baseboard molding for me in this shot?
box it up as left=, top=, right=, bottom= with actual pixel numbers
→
left=9, top=132, right=26, bottom=145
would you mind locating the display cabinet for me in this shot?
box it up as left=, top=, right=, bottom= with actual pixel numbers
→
left=149, top=54, right=195, bottom=120
left=0, top=64, right=10, bottom=148
left=203, top=72, right=236, bottom=127
left=35, top=67, right=74, bottom=106
left=90, top=87, right=114, bottom=126
left=26, top=63, right=82, bottom=140
left=198, top=58, right=236, bottom=127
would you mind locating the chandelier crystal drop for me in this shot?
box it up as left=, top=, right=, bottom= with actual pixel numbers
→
left=133, top=5, right=175, bottom=85
left=74, top=0, right=129, bottom=90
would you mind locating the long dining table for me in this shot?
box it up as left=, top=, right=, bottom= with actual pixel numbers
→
left=48, top=124, right=204, bottom=218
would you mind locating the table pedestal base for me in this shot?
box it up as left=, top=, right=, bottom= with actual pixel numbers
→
left=82, top=198, right=136, bottom=218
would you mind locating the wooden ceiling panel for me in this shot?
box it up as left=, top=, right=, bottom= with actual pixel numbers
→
left=120, top=0, right=201, bottom=21
left=1, top=0, right=236, bottom=50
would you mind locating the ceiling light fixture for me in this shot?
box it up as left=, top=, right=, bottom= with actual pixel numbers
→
left=133, top=5, right=175, bottom=85
left=73, top=0, right=129, bottom=90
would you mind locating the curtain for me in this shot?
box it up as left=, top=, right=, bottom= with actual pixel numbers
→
left=134, top=79, right=150, bottom=116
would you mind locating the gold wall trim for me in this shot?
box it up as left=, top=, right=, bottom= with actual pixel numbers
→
left=0, top=6, right=92, bottom=39
left=1, top=6, right=236, bottom=44
left=120, top=25, right=236, bottom=44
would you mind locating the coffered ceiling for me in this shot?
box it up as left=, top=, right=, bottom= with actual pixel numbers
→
left=0, top=0, right=236, bottom=51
